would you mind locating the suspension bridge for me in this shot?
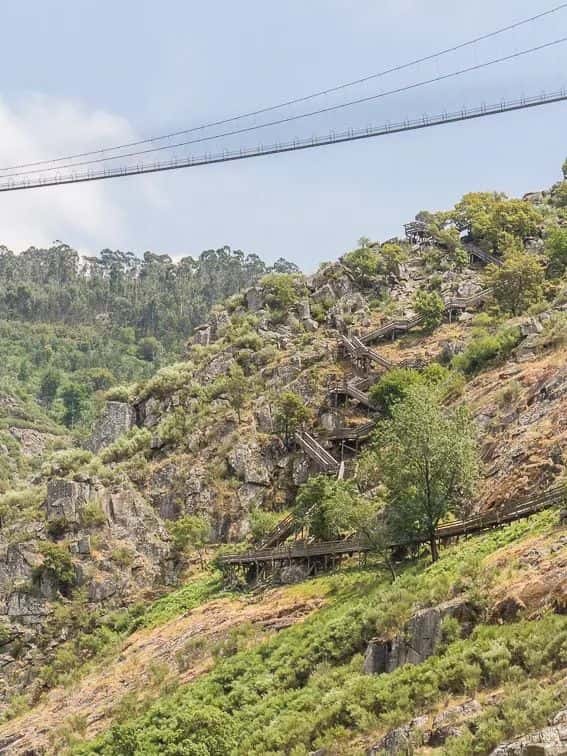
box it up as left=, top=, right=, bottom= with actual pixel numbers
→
left=0, top=90, right=565, bottom=193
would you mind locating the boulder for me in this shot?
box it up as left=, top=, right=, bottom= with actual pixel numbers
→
left=490, top=707, right=567, bottom=755
left=520, top=317, right=544, bottom=337
left=192, top=325, right=211, bottom=346
left=86, top=401, right=136, bottom=453
left=44, top=478, right=92, bottom=525
left=302, top=317, right=319, bottom=332
left=364, top=597, right=478, bottom=675
left=367, top=717, right=428, bottom=755
left=245, top=287, right=265, bottom=312
left=227, top=442, right=271, bottom=486
left=312, top=283, right=336, bottom=305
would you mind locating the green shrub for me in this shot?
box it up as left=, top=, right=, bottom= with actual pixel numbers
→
left=100, top=428, right=151, bottom=464
left=452, top=326, right=521, bottom=375
left=413, top=290, right=445, bottom=331
left=35, top=542, right=75, bottom=592
left=42, top=449, right=93, bottom=478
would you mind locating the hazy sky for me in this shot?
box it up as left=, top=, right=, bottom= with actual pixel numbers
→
left=0, top=0, right=565, bottom=270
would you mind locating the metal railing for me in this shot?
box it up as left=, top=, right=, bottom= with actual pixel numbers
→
left=1, top=90, right=566, bottom=192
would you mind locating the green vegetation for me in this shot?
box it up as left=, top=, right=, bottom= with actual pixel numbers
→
left=545, top=225, right=567, bottom=277
left=369, top=384, right=478, bottom=561
left=75, top=513, right=564, bottom=755
left=451, top=324, right=522, bottom=375
left=452, top=192, right=541, bottom=252
left=167, top=515, right=211, bottom=566
left=274, top=391, right=310, bottom=446
left=413, top=289, right=445, bottom=331
left=485, top=245, right=545, bottom=315
left=368, top=363, right=459, bottom=415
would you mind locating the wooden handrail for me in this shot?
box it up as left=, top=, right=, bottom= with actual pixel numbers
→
left=218, top=484, right=566, bottom=566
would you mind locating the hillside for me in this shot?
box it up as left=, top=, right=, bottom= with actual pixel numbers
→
left=0, top=163, right=566, bottom=754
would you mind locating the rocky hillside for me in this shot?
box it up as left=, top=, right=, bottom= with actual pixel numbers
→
left=0, top=166, right=566, bottom=753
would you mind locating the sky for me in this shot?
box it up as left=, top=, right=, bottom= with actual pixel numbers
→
left=0, top=0, right=565, bottom=271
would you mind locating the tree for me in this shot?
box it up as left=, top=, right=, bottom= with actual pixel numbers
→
left=545, top=226, right=567, bottom=277
left=274, top=391, right=310, bottom=446
left=452, top=192, right=540, bottom=252
left=372, top=384, right=478, bottom=562
left=137, top=336, right=160, bottom=362
left=562, top=157, right=567, bottom=180
left=39, top=368, right=61, bottom=407
left=295, top=476, right=362, bottom=541
left=259, top=273, right=302, bottom=310
left=225, top=364, right=247, bottom=421
left=551, top=181, right=567, bottom=209
left=343, top=244, right=381, bottom=280
left=60, top=382, right=88, bottom=428
left=485, top=245, right=545, bottom=315
left=167, top=514, right=211, bottom=568
left=413, top=290, right=445, bottom=331
left=369, top=367, right=423, bottom=414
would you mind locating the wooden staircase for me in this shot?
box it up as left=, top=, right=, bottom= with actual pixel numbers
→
left=295, top=431, right=340, bottom=474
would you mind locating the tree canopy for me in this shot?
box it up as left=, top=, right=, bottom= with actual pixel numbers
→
left=370, top=385, right=479, bottom=561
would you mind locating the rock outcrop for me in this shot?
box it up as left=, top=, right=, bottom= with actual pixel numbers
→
left=490, top=707, right=567, bottom=755
left=363, top=597, right=479, bottom=675
left=85, top=401, right=136, bottom=453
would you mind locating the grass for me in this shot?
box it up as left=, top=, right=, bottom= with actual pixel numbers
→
left=72, top=509, right=565, bottom=755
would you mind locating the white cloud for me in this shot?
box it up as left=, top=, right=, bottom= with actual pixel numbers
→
left=0, top=94, right=156, bottom=253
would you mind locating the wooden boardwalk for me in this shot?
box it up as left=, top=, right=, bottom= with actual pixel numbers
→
left=218, top=485, right=566, bottom=578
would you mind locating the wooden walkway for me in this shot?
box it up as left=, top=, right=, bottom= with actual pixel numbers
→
left=218, top=485, right=566, bottom=576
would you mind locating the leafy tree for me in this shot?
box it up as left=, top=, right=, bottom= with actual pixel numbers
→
left=369, top=367, right=423, bottom=414
left=60, top=382, right=88, bottom=428
left=167, top=515, right=211, bottom=568
left=137, top=336, right=160, bottom=362
left=551, top=181, right=567, bottom=209
left=295, top=476, right=362, bottom=541
left=260, top=273, right=302, bottom=310
left=413, top=289, right=445, bottom=331
left=377, top=242, right=408, bottom=276
left=225, top=364, right=248, bottom=421
left=545, top=226, right=567, bottom=277
left=452, top=192, right=540, bottom=252
left=343, top=244, right=381, bottom=280
left=485, top=245, right=545, bottom=315
left=372, top=384, right=478, bottom=561
left=39, top=368, right=61, bottom=407
left=274, top=391, right=310, bottom=446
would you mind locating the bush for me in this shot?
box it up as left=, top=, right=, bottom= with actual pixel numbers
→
left=35, top=543, right=75, bottom=592
left=259, top=273, right=304, bottom=310
left=452, top=326, right=521, bottom=375
left=369, top=368, right=423, bottom=414
left=485, top=245, right=545, bottom=315
left=42, top=449, right=93, bottom=478
left=413, top=290, right=445, bottom=331
left=100, top=428, right=151, bottom=464
left=545, top=226, right=567, bottom=277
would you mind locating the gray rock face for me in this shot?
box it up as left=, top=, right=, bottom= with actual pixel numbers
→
left=520, top=317, right=544, bottom=337
left=312, top=283, right=336, bottom=304
left=192, top=324, right=211, bottom=346
left=245, top=287, right=265, bottom=311
left=490, top=707, right=567, bottom=755
left=45, top=478, right=93, bottom=524
left=363, top=598, right=478, bottom=675
left=86, top=402, right=136, bottom=453
left=8, top=427, right=59, bottom=458
left=227, top=442, right=272, bottom=486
